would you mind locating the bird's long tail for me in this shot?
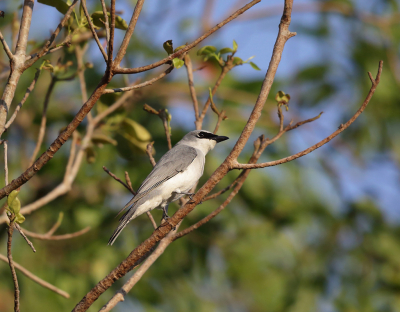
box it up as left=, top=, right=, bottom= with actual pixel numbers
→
left=108, top=206, right=137, bottom=245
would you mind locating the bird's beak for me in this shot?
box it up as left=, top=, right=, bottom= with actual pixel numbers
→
left=213, top=135, right=229, bottom=143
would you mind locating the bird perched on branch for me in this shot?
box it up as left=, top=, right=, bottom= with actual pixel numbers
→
left=108, top=130, right=229, bottom=245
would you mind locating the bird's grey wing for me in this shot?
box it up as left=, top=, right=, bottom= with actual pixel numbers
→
left=122, top=145, right=198, bottom=210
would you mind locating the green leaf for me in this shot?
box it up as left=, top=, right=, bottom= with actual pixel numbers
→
left=90, top=12, right=128, bottom=30
left=232, top=57, right=243, bottom=65
left=219, top=47, right=233, bottom=54
left=249, top=62, right=261, bottom=71
left=197, top=45, right=217, bottom=56
left=14, top=213, right=25, bottom=224
left=91, top=133, right=118, bottom=146
left=163, top=40, right=173, bottom=55
left=232, top=40, right=238, bottom=52
left=174, top=44, right=187, bottom=53
left=121, top=118, right=152, bottom=142
left=172, top=58, right=184, bottom=69
left=38, top=0, right=70, bottom=14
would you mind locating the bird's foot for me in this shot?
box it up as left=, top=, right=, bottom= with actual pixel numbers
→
left=162, top=207, right=170, bottom=220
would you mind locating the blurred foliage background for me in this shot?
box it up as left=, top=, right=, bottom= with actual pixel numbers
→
left=0, top=0, right=400, bottom=311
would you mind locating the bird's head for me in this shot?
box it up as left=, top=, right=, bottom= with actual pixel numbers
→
left=178, top=130, right=229, bottom=154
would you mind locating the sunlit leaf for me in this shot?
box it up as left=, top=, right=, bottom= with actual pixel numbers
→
left=38, top=0, right=70, bottom=14
left=249, top=61, right=261, bottom=71
left=172, top=58, right=184, bottom=69
left=219, top=47, right=233, bottom=54
left=90, top=12, right=128, bottom=30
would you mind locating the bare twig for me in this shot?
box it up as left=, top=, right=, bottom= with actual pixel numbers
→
left=103, top=166, right=132, bottom=193
left=14, top=223, right=36, bottom=252
left=213, top=110, right=226, bottom=134
left=103, top=65, right=174, bottom=94
left=143, top=104, right=172, bottom=149
left=81, top=0, right=108, bottom=61
left=7, top=216, right=20, bottom=312
left=184, top=55, right=200, bottom=123
left=231, top=61, right=383, bottom=170
left=0, top=253, right=70, bottom=298
left=114, top=0, right=261, bottom=74
left=24, top=0, right=79, bottom=68
left=100, top=229, right=178, bottom=311
left=107, top=0, right=115, bottom=73
left=113, top=0, right=146, bottom=67
left=124, top=171, right=135, bottom=194
left=197, top=62, right=233, bottom=129
left=22, top=226, right=90, bottom=240
left=5, top=69, right=41, bottom=130
left=72, top=3, right=293, bottom=311
left=4, top=140, right=8, bottom=185
left=29, top=76, right=56, bottom=166
left=0, top=31, right=14, bottom=59
left=146, top=142, right=156, bottom=167
left=100, top=0, right=110, bottom=48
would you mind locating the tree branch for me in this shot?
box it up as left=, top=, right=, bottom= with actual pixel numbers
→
left=5, top=68, right=41, bottom=130
left=103, top=65, right=173, bottom=94
left=81, top=0, right=108, bottom=62
left=114, top=0, right=261, bottom=74
left=113, top=0, right=146, bottom=67
left=7, top=216, right=20, bottom=312
left=0, top=31, right=14, bottom=59
left=0, top=253, right=70, bottom=298
left=231, top=61, right=383, bottom=170
left=24, top=0, right=79, bottom=68
left=72, top=3, right=293, bottom=311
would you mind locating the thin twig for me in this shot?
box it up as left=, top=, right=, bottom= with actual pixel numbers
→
left=0, top=253, right=70, bottom=298
left=5, top=69, right=41, bottom=130
left=231, top=61, right=383, bottom=170
left=22, top=226, right=90, bottom=240
left=14, top=223, right=36, bottom=252
left=7, top=216, right=20, bottom=312
left=197, top=63, right=232, bottom=129
left=24, top=0, right=79, bottom=68
left=103, top=166, right=132, bottom=193
left=100, top=0, right=110, bottom=49
left=103, top=66, right=173, bottom=94
left=184, top=55, right=200, bottom=123
left=146, top=142, right=156, bottom=167
left=107, top=0, right=115, bottom=73
left=29, top=76, right=56, bottom=166
left=113, top=0, right=146, bottom=67
left=114, top=0, right=261, bottom=74
left=100, top=226, right=179, bottom=312
left=4, top=140, right=8, bottom=185
left=81, top=0, right=108, bottom=62
left=0, top=31, right=14, bottom=59
left=124, top=171, right=136, bottom=195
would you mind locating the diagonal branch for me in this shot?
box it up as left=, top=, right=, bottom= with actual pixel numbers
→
left=103, top=65, right=173, bottom=94
left=0, top=253, right=70, bottom=298
left=72, top=2, right=293, bottom=311
left=113, top=0, right=146, bottom=67
left=0, top=31, right=14, bottom=59
left=231, top=61, right=383, bottom=170
left=24, top=0, right=79, bottom=68
left=81, top=0, right=108, bottom=62
left=114, top=0, right=261, bottom=74
left=5, top=68, right=41, bottom=130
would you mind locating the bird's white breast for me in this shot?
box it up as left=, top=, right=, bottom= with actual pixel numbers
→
left=159, top=151, right=205, bottom=202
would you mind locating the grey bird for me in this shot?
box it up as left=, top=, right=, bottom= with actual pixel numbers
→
left=108, top=130, right=229, bottom=245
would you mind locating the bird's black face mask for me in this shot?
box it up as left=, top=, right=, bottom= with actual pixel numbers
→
left=196, top=131, right=229, bottom=143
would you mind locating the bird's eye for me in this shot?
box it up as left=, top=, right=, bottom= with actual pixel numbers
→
left=197, top=133, right=205, bottom=138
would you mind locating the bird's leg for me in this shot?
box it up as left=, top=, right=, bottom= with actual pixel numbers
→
left=162, top=206, right=170, bottom=220
left=179, top=192, right=195, bottom=201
